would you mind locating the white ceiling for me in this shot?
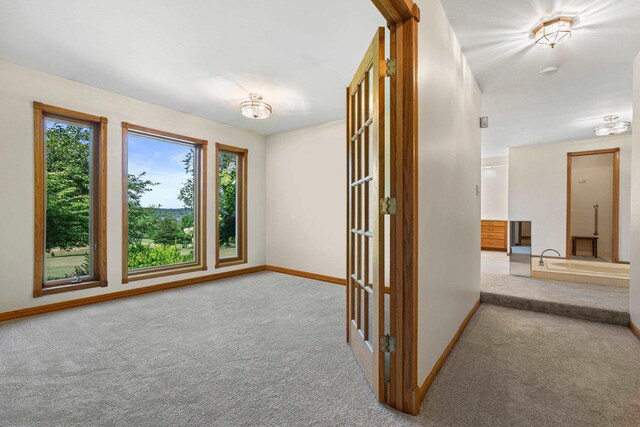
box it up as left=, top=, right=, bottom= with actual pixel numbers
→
left=440, top=0, right=640, bottom=157
left=0, top=0, right=384, bottom=135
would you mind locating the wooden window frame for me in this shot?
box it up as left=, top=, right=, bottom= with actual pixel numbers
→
left=215, top=143, right=248, bottom=268
left=121, top=123, right=207, bottom=283
left=33, top=102, right=108, bottom=297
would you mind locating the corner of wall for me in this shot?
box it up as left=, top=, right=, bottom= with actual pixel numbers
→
left=630, top=52, right=640, bottom=325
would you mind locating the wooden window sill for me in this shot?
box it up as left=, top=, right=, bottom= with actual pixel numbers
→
left=34, top=280, right=107, bottom=297
left=123, top=264, right=207, bottom=284
left=215, top=258, right=247, bottom=269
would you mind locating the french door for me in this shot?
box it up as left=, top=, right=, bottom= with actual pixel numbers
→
left=346, top=27, right=386, bottom=400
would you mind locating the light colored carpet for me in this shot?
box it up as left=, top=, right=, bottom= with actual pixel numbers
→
left=0, top=272, right=414, bottom=426
left=423, top=304, right=640, bottom=426
left=2, top=272, right=639, bottom=426
left=481, top=251, right=629, bottom=324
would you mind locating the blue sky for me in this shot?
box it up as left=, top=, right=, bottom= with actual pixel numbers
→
left=128, top=134, right=194, bottom=209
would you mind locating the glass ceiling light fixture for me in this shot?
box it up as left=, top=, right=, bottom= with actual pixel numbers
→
left=240, top=93, right=272, bottom=120
left=533, top=17, right=573, bottom=48
left=593, top=116, right=631, bottom=136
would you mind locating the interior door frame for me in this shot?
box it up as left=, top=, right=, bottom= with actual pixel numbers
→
left=370, top=0, right=420, bottom=415
left=566, top=148, right=620, bottom=263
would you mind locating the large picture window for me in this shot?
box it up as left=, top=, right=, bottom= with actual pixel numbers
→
left=122, top=123, right=207, bottom=282
left=215, top=143, right=247, bottom=268
left=33, top=102, right=108, bottom=296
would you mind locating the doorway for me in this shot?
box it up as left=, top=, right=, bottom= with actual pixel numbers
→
left=566, top=148, right=620, bottom=263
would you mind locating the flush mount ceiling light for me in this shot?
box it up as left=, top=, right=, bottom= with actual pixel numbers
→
left=593, top=116, right=631, bottom=136
left=533, top=17, right=573, bottom=48
left=240, top=93, right=272, bottom=120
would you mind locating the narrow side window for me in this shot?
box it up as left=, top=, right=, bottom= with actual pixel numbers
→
left=215, top=143, right=248, bottom=268
left=33, top=102, right=108, bottom=296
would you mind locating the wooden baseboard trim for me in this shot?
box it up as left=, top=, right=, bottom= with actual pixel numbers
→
left=265, top=265, right=346, bottom=285
left=0, top=265, right=266, bottom=323
left=415, top=298, right=481, bottom=407
left=630, top=321, right=640, bottom=341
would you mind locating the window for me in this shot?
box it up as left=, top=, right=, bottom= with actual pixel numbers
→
left=215, top=143, right=247, bottom=267
left=122, top=123, right=207, bottom=282
left=33, top=102, right=108, bottom=296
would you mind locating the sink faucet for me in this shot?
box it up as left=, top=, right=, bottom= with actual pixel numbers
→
left=539, top=249, right=561, bottom=266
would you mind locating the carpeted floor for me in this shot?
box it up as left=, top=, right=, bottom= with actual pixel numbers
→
left=481, top=251, right=629, bottom=324
left=422, top=304, right=640, bottom=427
left=1, top=272, right=639, bottom=426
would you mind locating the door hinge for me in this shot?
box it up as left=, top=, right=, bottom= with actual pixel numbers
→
left=380, top=197, right=397, bottom=215
left=380, top=58, right=396, bottom=77
left=381, top=334, right=396, bottom=353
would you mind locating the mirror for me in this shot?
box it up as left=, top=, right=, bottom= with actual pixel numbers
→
left=510, top=221, right=531, bottom=277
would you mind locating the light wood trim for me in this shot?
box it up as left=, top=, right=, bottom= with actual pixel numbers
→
left=33, top=102, right=108, bottom=297
left=121, top=123, right=208, bottom=283
left=387, top=12, right=420, bottom=415
left=566, top=153, right=571, bottom=259
left=98, top=116, right=108, bottom=285
left=612, top=150, right=620, bottom=262
left=201, top=142, right=208, bottom=272
left=567, top=148, right=620, bottom=157
left=125, top=265, right=206, bottom=283
left=1, top=266, right=266, bottom=323
left=372, top=0, right=420, bottom=23
left=34, top=280, right=107, bottom=297
left=416, top=299, right=481, bottom=407
left=215, top=143, right=248, bottom=268
left=33, top=103, right=45, bottom=293
left=33, top=102, right=106, bottom=124
left=566, top=148, right=620, bottom=262
left=630, top=321, right=640, bottom=341
left=121, top=123, right=129, bottom=282
left=345, top=87, right=350, bottom=343
left=122, top=122, right=207, bottom=145
left=265, top=265, right=346, bottom=285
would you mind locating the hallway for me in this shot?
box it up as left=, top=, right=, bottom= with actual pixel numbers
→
left=2, top=272, right=638, bottom=426
left=421, top=304, right=640, bottom=426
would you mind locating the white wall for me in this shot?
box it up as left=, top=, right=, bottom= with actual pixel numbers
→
left=481, top=156, right=508, bottom=220
left=630, top=53, right=640, bottom=326
left=509, top=135, right=632, bottom=260
left=265, top=120, right=345, bottom=278
left=416, top=0, right=482, bottom=384
left=0, top=60, right=266, bottom=313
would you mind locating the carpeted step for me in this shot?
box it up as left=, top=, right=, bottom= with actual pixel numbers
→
left=481, top=291, right=630, bottom=326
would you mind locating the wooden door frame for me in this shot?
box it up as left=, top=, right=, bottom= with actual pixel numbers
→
left=370, top=0, right=420, bottom=415
left=566, top=148, right=620, bottom=263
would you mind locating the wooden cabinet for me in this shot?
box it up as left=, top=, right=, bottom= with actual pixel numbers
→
left=481, top=220, right=507, bottom=251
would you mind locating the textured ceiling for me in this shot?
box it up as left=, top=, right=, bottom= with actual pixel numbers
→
left=0, top=0, right=384, bottom=135
left=440, top=0, right=640, bottom=157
